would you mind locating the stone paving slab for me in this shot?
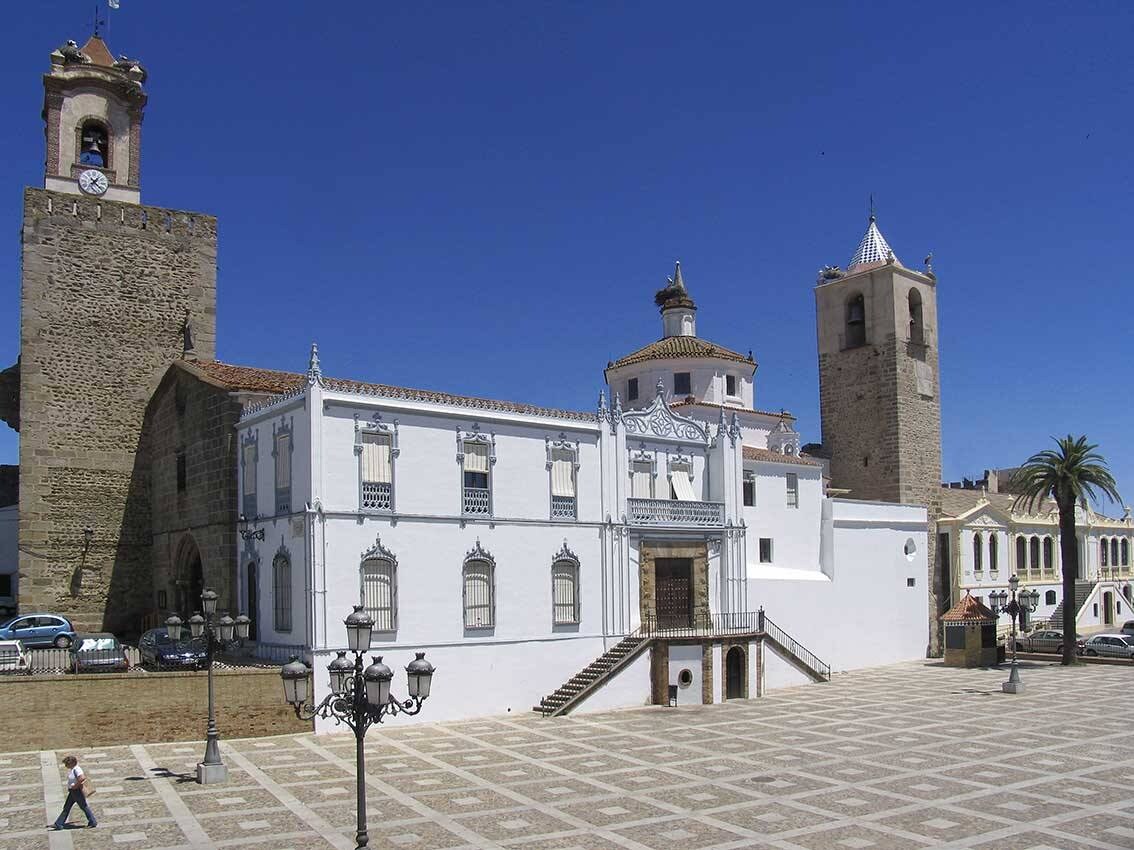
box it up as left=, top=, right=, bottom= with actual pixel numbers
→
left=3, top=660, right=1133, bottom=849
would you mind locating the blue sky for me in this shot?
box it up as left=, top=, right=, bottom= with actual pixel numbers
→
left=1, top=1, right=1131, bottom=508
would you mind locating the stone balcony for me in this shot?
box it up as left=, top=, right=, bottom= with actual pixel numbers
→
left=627, top=497, right=725, bottom=528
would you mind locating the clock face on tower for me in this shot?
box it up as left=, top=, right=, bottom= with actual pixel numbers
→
left=78, top=169, right=109, bottom=196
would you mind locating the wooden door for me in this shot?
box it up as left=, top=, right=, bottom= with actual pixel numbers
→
left=655, top=559, right=692, bottom=628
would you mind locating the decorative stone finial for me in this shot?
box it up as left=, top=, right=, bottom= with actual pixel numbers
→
left=671, top=260, right=685, bottom=291
left=655, top=378, right=665, bottom=397
left=598, top=389, right=607, bottom=412
left=306, top=342, right=322, bottom=385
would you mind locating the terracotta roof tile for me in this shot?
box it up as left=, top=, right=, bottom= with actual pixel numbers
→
left=742, top=446, right=821, bottom=467
left=607, top=336, right=755, bottom=370
left=942, top=592, right=997, bottom=622
left=190, top=360, right=595, bottom=422
left=79, top=36, right=115, bottom=67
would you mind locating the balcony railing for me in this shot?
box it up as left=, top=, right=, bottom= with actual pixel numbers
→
left=463, top=486, right=491, bottom=516
left=362, top=481, right=392, bottom=511
left=627, top=497, right=724, bottom=527
left=551, top=495, right=577, bottom=520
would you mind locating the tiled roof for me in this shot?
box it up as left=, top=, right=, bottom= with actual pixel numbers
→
left=670, top=400, right=794, bottom=421
left=607, top=336, right=755, bottom=370
left=938, top=487, right=1053, bottom=520
left=742, top=446, right=821, bottom=467
left=942, top=592, right=996, bottom=622
left=848, top=215, right=899, bottom=270
left=79, top=36, right=115, bottom=67
left=187, top=360, right=595, bottom=422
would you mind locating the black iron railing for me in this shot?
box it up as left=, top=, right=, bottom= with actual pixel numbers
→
left=638, top=610, right=762, bottom=638
left=759, top=610, right=831, bottom=680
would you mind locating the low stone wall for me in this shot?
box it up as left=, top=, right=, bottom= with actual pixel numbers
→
left=0, top=668, right=310, bottom=752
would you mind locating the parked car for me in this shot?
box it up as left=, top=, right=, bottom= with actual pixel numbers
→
left=0, top=639, right=31, bottom=674
left=0, top=613, right=76, bottom=648
left=1023, top=629, right=1066, bottom=654
left=70, top=633, right=129, bottom=673
left=138, top=627, right=207, bottom=670
left=1119, top=620, right=1134, bottom=636
left=1081, top=634, right=1134, bottom=659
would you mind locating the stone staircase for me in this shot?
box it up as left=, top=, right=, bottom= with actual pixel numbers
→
left=532, top=636, right=650, bottom=717
left=1048, top=580, right=1096, bottom=628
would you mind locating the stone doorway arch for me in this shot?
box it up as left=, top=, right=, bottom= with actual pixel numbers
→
left=725, top=645, right=746, bottom=699
left=1102, top=590, right=1114, bottom=626
left=174, top=534, right=204, bottom=616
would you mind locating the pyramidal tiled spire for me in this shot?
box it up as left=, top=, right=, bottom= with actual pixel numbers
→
left=848, top=215, right=899, bottom=270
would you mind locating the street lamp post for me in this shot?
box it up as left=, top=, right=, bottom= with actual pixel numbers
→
left=989, top=575, right=1040, bottom=695
left=166, top=589, right=251, bottom=784
left=281, top=605, right=435, bottom=850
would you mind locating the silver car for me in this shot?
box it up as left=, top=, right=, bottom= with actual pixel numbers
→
left=1081, top=634, right=1134, bottom=659
left=1023, top=629, right=1067, bottom=654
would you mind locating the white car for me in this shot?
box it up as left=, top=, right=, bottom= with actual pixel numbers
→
left=1081, top=634, right=1134, bottom=660
left=0, top=639, right=31, bottom=674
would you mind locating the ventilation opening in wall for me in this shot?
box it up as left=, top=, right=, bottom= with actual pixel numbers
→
left=907, top=578, right=916, bottom=587
left=677, top=669, right=693, bottom=688
left=904, top=538, right=917, bottom=561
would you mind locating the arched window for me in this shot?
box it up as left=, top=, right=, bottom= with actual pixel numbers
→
left=908, top=289, right=924, bottom=345
left=1101, top=538, right=1109, bottom=567
left=360, top=537, right=397, bottom=632
left=845, top=294, right=866, bottom=348
left=272, top=548, right=292, bottom=632
left=462, top=541, right=495, bottom=629
left=989, top=534, right=998, bottom=572
left=1030, top=536, right=1041, bottom=571
left=1122, top=539, right=1130, bottom=566
left=1111, top=538, right=1120, bottom=567
left=1016, top=536, right=1027, bottom=571
left=79, top=120, right=108, bottom=167
left=551, top=543, right=580, bottom=625
left=1045, top=590, right=1057, bottom=606
left=1043, top=537, right=1054, bottom=571
left=973, top=533, right=983, bottom=572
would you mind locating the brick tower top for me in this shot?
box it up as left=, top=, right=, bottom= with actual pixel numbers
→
left=42, top=35, right=148, bottom=204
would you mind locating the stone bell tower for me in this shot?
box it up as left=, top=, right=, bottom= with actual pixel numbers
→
left=814, top=214, right=945, bottom=652
left=9, top=35, right=218, bottom=631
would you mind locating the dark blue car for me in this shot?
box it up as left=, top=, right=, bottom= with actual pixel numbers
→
left=138, top=627, right=207, bottom=670
left=0, top=613, right=76, bottom=648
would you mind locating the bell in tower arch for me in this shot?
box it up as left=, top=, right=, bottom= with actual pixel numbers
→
left=80, top=123, right=107, bottom=167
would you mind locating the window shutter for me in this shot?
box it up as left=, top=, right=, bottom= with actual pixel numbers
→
left=360, top=433, right=392, bottom=484
left=670, top=469, right=696, bottom=501
left=551, top=449, right=575, bottom=497
left=553, top=561, right=578, bottom=624
left=276, top=434, right=291, bottom=489
left=242, top=445, right=257, bottom=495
left=464, top=441, right=489, bottom=474
left=631, top=461, right=652, bottom=498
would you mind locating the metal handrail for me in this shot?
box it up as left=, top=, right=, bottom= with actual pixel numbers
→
left=638, top=610, right=762, bottom=638
left=759, top=610, right=831, bottom=681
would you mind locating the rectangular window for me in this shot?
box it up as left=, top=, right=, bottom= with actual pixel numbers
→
left=176, top=451, right=187, bottom=492
left=673, top=372, right=691, bottom=396
left=628, top=378, right=639, bottom=401
left=550, top=448, right=577, bottom=519
left=463, top=560, right=494, bottom=628
left=786, top=473, right=799, bottom=508
left=726, top=375, right=737, bottom=397
left=743, top=473, right=755, bottom=507
left=552, top=561, right=579, bottom=625
left=759, top=538, right=773, bottom=563
left=361, top=558, right=397, bottom=631
left=630, top=459, right=653, bottom=499
left=275, top=432, right=291, bottom=514
left=273, top=556, right=292, bottom=632
left=0, top=575, right=11, bottom=597
left=242, top=442, right=257, bottom=517
left=360, top=432, right=393, bottom=511
left=463, top=441, right=491, bottom=515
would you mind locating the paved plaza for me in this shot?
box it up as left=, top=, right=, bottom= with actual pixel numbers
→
left=2, top=660, right=1133, bottom=850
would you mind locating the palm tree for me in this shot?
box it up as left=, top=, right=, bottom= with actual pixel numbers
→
left=1010, top=435, right=1121, bottom=665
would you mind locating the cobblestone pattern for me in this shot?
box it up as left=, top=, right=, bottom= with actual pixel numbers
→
left=17, top=188, right=217, bottom=631
left=4, top=659, right=1132, bottom=850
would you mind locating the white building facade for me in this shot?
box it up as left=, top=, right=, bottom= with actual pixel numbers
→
left=234, top=265, right=929, bottom=726
left=940, top=489, right=1133, bottom=634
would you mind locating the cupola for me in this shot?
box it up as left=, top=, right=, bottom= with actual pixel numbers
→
left=655, top=261, right=697, bottom=338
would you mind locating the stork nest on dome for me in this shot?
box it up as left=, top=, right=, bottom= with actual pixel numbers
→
left=654, top=281, right=695, bottom=311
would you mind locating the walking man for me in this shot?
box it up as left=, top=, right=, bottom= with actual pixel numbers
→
left=51, top=755, right=97, bottom=829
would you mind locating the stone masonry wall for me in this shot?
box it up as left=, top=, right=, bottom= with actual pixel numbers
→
left=17, top=188, right=217, bottom=632
left=0, top=668, right=309, bottom=752
left=147, top=365, right=242, bottom=623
